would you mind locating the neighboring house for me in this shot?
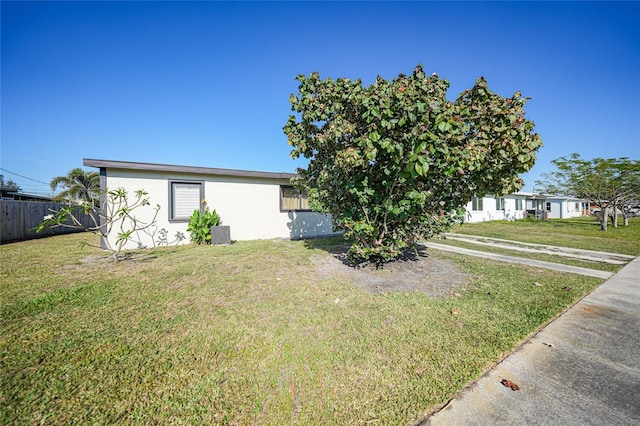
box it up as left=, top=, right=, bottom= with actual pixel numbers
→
left=83, top=158, right=337, bottom=250
left=465, top=193, right=529, bottom=223
left=463, top=192, right=588, bottom=223
left=544, top=197, right=589, bottom=219
left=1, top=186, right=52, bottom=201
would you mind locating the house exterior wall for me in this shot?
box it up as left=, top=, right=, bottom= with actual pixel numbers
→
left=101, top=168, right=335, bottom=250
left=464, top=193, right=587, bottom=223
left=464, top=194, right=527, bottom=223
left=546, top=198, right=585, bottom=219
left=547, top=199, right=562, bottom=219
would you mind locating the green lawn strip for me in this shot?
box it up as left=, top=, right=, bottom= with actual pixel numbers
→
left=1, top=234, right=603, bottom=424
left=451, top=217, right=640, bottom=256
left=432, top=238, right=623, bottom=273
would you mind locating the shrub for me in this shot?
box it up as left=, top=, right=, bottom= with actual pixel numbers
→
left=187, top=202, right=221, bottom=245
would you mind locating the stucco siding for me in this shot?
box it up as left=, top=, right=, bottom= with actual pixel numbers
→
left=464, top=193, right=586, bottom=223
left=102, top=169, right=334, bottom=249
left=546, top=198, right=585, bottom=219
left=464, top=195, right=527, bottom=223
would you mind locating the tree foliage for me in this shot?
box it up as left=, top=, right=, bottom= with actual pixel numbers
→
left=536, top=154, right=640, bottom=230
left=50, top=167, right=100, bottom=204
left=284, top=65, right=542, bottom=263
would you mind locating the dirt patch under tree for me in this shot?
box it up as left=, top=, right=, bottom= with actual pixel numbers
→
left=311, top=244, right=471, bottom=297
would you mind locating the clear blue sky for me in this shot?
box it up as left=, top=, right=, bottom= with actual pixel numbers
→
left=2, top=1, right=639, bottom=196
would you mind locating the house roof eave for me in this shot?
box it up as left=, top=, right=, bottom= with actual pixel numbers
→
left=83, top=158, right=298, bottom=180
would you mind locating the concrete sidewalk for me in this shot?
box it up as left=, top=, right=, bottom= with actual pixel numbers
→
left=421, top=256, right=640, bottom=425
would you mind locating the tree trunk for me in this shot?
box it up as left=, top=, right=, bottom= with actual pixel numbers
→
left=624, top=217, right=629, bottom=227
left=600, top=206, right=608, bottom=231
left=612, top=203, right=618, bottom=228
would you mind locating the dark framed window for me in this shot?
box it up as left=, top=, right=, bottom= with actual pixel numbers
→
left=280, top=186, right=310, bottom=211
left=169, top=180, right=204, bottom=221
left=546, top=202, right=552, bottom=212
left=472, top=196, right=483, bottom=211
left=515, top=198, right=523, bottom=210
left=495, top=197, right=505, bottom=211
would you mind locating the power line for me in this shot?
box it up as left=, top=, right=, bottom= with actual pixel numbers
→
left=0, top=167, right=49, bottom=185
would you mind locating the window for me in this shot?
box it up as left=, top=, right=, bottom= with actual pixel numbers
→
left=575, top=202, right=580, bottom=211
left=280, top=186, right=310, bottom=211
left=515, top=198, right=523, bottom=210
left=546, top=202, right=551, bottom=212
left=169, top=180, right=204, bottom=221
left=495, top=197, right=505, bottom=211
left=472, top=196, right=483, bottom=211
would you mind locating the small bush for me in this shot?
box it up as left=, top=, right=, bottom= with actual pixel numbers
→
left=187, top=202, right=221, bottom=245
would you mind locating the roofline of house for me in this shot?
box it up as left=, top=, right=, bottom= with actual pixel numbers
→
left=545, top=197, right=584, bottom=201
left=1, top=191, right=53, bottom=201
left=475, top=192, right=586, bottom=202
left=83, top=158, right=297, bottom=180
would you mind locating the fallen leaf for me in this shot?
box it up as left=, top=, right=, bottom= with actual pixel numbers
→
left=542, top=342, right=555, bottom=348
left=501, top=379, right=520, bottom=391
left=450, top=309, right=459, bottom=315
left=562, top=286, right=572, bottom=291
left=533, top=282, right=544, bottom=287
left=584, top=307, right=592, bottom=312
left=453, top=292, right=462, bottom=297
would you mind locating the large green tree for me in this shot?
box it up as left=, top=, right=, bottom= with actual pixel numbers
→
left=284, top=65, right=542, bottom=263
left=50, top=167, right=100, bottom=204
left=536, top=154, right=640, bottom=230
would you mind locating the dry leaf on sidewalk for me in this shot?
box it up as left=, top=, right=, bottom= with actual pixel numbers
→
left=501, top=379, right=520, bottom=391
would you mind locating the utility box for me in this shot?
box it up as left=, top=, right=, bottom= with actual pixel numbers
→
left=211, top=226, right=231, bottom=245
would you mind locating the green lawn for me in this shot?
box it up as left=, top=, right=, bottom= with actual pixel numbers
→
left=450, top=216, right=640, bottom=256
left=0, top=226, right=616, bottom=424
left=431, top=238, right=625, bottom=273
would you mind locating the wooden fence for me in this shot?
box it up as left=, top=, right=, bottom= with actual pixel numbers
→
left=0, top=200, right=95, bottom=244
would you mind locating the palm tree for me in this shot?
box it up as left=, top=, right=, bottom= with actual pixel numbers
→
left=50, top=167, right=100, bottom=204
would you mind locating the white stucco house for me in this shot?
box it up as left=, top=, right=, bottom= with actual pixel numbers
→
left=464, top=193, right=522, bottom=223
left=84, top=158, right=590, bottom=249
left=83, top=158, right=337, bottom=250
left=544, top=197, right=589, bottom=219
left=463, top=192, right=588, bottom=223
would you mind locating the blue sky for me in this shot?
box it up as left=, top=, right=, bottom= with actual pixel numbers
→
left=2, top=1, right=639, bottom=196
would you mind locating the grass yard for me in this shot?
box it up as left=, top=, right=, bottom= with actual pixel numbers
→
left=449, top=216, right=640, bottom=256
left=431, top=238, right=625, bottom=273
left=0, top=228, right=611, bottom=425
